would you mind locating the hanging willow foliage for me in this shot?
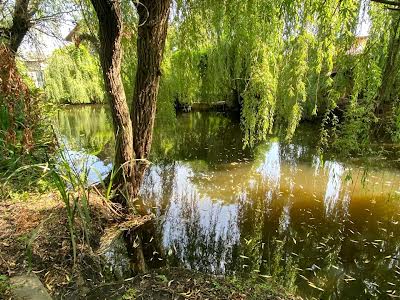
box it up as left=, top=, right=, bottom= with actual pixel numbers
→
left=45, top=44, right=105, bottom=104
left=163, top=0, right=361, bottom=146
left=323, top=3, right=400, bottom=154
left=47, top=0, right=400, bottom=153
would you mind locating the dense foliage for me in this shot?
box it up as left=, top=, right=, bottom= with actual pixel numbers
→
left=0, top=45, right=53, bottom=197
left=326, top=7, right=400, bottom=154
left=44, top=0, right=400, bottom=154
left=161, top=1, right=400, bottom=153
left=45, top=45, right=105, bottom=104
left=166, top=0, right=360, bottom=145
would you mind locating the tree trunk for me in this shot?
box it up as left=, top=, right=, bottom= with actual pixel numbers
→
left=9, top=0, right=31, bottom=54
left=90, top=0, right=135, bottom=209
left=0, top=0, right=32, bottom=147
left=131, top=0, right=172, bottom=198
left=91, top=0, right=172, bottom=211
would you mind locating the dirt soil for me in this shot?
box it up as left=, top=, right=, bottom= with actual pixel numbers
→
left=0, top=192, right=113, bottom=299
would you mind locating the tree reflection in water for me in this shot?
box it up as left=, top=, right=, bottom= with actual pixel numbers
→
left=58, top=107, right=400, bottom=299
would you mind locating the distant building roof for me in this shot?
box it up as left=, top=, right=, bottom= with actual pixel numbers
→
left=347, top=35, right=368, bottom=55
left=65, top=24, right=80, bottom=42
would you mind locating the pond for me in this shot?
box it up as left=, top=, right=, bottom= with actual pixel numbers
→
left=56, top=105, right=400, bottom=299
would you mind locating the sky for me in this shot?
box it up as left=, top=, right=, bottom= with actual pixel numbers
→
left=357, top=0, right=371, bottom=37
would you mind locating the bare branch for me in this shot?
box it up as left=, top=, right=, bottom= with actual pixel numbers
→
left=30, top=9, right=78, bottom=24
left=32, top=25, right=66, bottom=43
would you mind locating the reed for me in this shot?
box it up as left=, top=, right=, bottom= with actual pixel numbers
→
left=51, top=148, right=93, bottom=264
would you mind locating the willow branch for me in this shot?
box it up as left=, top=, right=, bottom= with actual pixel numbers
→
left=371, top=0, right=400, bottom=7
left=31, top=9, right=78, bottom=24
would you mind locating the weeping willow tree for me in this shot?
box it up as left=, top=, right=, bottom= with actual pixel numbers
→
left=321, top=2, right=400, bottom=154
left=157, top=0, right=400, bottom=153
left=47, top=0, right=400, bottom=154
left=161, top=0, right=360, bottom=146
left=45, top=44, right=105, bottom=104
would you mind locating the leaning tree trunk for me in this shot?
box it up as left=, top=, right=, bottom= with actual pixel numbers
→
left=91, top=0, right=135, bottom=209
left=131, top=0, right=172, bottom=199
left=8, top=0, right=31, bottom=54
left=0, top=0, right=34, bottom=149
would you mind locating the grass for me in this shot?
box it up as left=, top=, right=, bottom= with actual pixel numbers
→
left=0, top=138, right=53, bottom=200
left=51, top=149, right=92, bottom=265
left=0, top=191, right=114, bottom=296
left=1, top=135, right=98, bottom=266
left=0, top=274, right=10, bottom=297
left=109, top=268, right=299, bottom=300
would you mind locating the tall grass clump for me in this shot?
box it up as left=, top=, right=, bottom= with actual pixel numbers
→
left=51, top=148, right=94, bottom=264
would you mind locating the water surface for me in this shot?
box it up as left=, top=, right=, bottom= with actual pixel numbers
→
left=57, top=105, right=400, bottom=299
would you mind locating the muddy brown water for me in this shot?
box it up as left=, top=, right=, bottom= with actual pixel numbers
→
left=57, top=105, right=400, bottom=299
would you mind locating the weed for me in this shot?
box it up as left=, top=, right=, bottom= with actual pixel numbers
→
left=0, top=274, right=10, bottom=296
left=120, top=288, right=137, bottom=300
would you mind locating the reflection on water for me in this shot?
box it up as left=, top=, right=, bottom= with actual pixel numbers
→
left=59, top=148, right=112, bottom=186
left=324, top=162, right=345, bottom=216
left=56, top=105, right=114, bottom=185
left=57, top=106, right=400, bottom=299
left=56, top=105, right=114, bottom=162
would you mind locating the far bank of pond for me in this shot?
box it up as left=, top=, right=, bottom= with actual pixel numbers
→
left=56, top=105, right=400, bottom=299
